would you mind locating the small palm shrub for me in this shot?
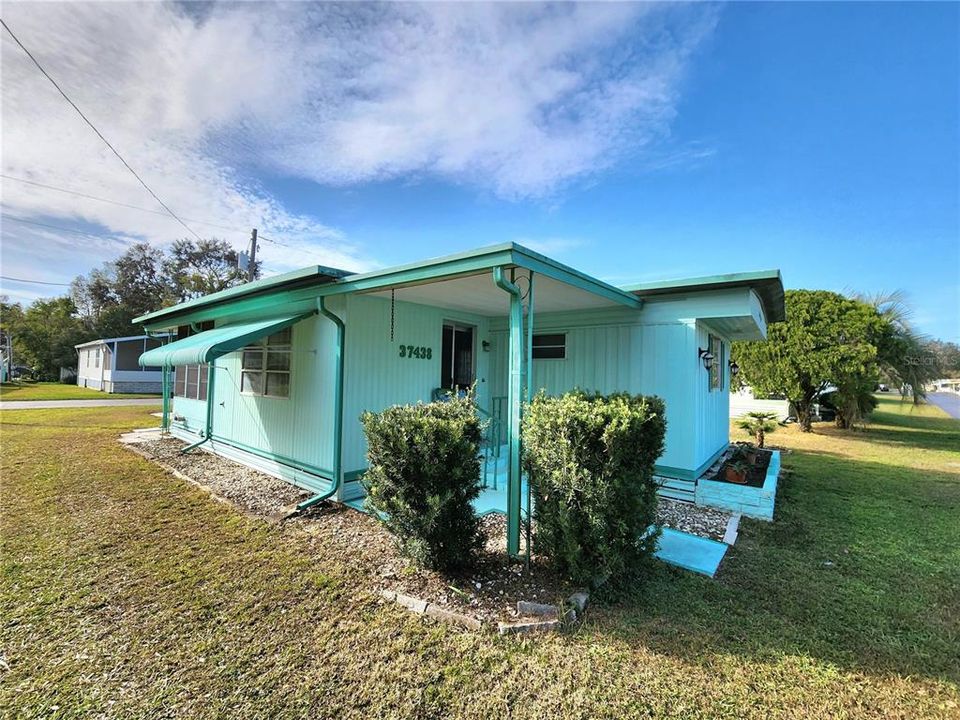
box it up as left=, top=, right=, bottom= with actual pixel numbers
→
left=361, top=394, right=484, bottom=571
left=522, top=391, right=666, bottom=594
left=736, top=411, right=780, bottom=447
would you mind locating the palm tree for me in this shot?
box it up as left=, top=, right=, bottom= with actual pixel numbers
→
left=850, top=290, right=940, bottom=405
left=736, top=411, right=780, bottom=448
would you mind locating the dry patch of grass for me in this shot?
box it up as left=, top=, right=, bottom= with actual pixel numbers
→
left=1, top=402, right=958, bottom=718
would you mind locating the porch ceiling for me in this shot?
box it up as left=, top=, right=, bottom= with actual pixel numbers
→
left=364, top=269, right=625, bottom=316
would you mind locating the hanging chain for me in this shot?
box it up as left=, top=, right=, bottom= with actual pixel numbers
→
left=390, top=288, right=395, bottom=342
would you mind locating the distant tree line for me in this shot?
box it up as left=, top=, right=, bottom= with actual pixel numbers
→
left=733, top=290, right=956, bottom=431
left=1, top=239, right=256, bottom=380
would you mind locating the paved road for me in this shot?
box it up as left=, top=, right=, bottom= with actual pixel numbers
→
left=0, top=399, right=162, bottom=410
left=927, top=392, right=960, bottom=420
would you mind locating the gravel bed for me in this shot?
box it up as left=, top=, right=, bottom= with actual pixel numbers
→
left=135, top=437, right=311, bottom=516
left=655, top=498, right=730, bottom=541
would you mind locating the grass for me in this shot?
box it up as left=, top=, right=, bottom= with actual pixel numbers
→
left=1, top=396, right=958, bottom=718
left=0, top=382, right=158, bottom=401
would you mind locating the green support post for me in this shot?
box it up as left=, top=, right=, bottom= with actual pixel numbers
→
left=493, top=266, right=523, bottom=556
left=161, top=364, right=170, bottom=433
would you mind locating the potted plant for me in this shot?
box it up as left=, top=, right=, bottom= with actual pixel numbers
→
left=735, top=441, right=759, bottom=465
left=724, top=458, right=752, bottom=484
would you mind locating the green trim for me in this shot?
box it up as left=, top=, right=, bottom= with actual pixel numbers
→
left=623, top=269, right=785, bottom=324
left=137, top=242, right=643, bottom=331
left=343, top=468, right=366, bottom=483
left=655, top=444, right=729, bottom=481
left=207, top=432, right=336, bottom=481
left=511, top=246, right=642, bottom=310
left=133, top=266, right=348, bottom=325
left=140, top=313, right=314, bottom=367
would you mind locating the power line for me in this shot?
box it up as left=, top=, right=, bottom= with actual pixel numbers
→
left=0, top=18, right=204, bottom=242
left=0, top=274, right=71, bottom=286
left=0, top=174, right=246, bottom=234
left=1, top=213, right=132, bottom=244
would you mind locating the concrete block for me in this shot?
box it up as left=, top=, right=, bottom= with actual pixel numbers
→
left=516, top=601, right=559, bottom=618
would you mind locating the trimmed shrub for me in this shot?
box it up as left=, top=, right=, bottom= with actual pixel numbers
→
left=361, top=394, right=484, bottom=571
left=522, top=391, right=667, bottom=593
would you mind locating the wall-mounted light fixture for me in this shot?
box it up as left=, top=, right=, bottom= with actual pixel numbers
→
left=729, top=360, right=740, bottom=377
left=481, top=340, right=491, bottom=352
left=698, top=347, right=715, bottom=370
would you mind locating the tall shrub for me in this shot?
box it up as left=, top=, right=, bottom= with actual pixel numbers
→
left=361, top=395, right=484, bottom=571
left=523, top=391, right=666, bottom=593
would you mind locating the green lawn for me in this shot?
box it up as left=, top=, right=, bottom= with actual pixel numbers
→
left=0, top=382, right=158, bottom=401
left=1, top=397, right=957, bottom=718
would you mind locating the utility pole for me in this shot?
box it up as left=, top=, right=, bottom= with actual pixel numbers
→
left=248, top=228, right=258, bottom=282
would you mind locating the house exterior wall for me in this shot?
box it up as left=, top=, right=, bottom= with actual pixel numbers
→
left=172, top=313, right=337, bottom=485
left=339, top=293, right=492, bottom=475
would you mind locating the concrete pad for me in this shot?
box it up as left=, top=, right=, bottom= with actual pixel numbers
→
left=654, top=527, right=729, bottom=578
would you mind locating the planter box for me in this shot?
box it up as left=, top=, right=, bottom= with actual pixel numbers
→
left=695, top=451, right=780, bottom=521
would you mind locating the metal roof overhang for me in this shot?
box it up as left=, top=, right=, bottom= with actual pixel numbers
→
left=135, top=244, right=643, bottom=330
left=138, top=313, right=314, bottom=367
left=624, top=269, right=785, bottom=324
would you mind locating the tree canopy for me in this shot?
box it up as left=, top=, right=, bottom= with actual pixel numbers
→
left=3, top=239, right=255, bottom=380
left=733, top=290, right=888, bottom=431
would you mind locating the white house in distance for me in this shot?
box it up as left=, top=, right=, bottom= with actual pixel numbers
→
left=75, top=335, right=169, bottom=393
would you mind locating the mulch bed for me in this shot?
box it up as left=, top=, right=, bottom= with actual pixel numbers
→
left=289, top=506, right=574, bottom=625
left=711, top=447, right=773, bottom=488
left=124, top=436, right=577, bottom=626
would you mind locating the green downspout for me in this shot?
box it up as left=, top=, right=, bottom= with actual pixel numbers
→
left=296, top=296, right=345, bottom=511
left=493, top=266, right=523, bottom=556
left=181, top=362, right=216, bottom=454
left=524, top=271, right=534, bottom=566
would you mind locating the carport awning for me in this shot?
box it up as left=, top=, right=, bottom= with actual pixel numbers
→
left=138, top=313, right=313, bottom=367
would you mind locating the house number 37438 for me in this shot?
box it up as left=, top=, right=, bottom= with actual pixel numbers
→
left=399, top=345, right=432, bottom=360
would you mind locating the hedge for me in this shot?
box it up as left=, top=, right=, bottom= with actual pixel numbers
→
left=361, top=394, right=484, bottom=570
left=522, top=391, right=667, bottom=592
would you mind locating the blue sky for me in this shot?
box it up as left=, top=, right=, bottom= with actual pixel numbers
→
left=2, top=2, right=958, bottom=341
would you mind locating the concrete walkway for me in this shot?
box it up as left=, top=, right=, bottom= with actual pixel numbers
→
left=927, top=392, right=960, bottom=419
left=0, top=399, right=162, bottom=410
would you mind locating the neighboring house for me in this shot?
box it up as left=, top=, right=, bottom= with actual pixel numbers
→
left=75, top=335, right=170, bottom=393
left=136, top=243, right=785, bottom=554
left=730, top=387, right=791, bottom=421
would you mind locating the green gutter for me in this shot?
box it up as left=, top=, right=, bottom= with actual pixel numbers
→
left=181, top=363, right=216, bottom=454
left=524, top=271, right=535, bottom=567
left=493, top=266, right=523, bottom=556
left=296, top=296, right=346, bottom=511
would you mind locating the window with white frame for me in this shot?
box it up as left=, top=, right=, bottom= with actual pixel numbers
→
left=173, top=322, right=212, bottom=401
left=94, top=348, right=100, bottom=368
left=241, top=327, right=292, bottom=398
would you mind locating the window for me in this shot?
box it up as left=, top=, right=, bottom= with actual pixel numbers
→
left=708, top=333, right=724, bottom=391
left=94, top=348, right=100, bottom=368
left=532, top=333, right=566, bottom=359
left=441, top=323, right=475, bottom=390
left=241, top=327, right=292, bottom=398
left=173, top=322, right=213, bottom=401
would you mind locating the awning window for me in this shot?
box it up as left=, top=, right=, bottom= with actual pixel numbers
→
left=138, top=313, right=313, bottom=368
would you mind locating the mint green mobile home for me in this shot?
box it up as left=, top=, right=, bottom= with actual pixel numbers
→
left=137, top=243, right=784, bottom=554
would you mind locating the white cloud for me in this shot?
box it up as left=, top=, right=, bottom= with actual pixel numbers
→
left=1, top=1, right=716, bottom=301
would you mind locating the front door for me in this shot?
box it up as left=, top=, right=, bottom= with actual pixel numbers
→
left=441, top=322, right=475, bottom=390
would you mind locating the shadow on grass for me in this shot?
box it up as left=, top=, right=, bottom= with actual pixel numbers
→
left=590, top=450, right=960, bottom=684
